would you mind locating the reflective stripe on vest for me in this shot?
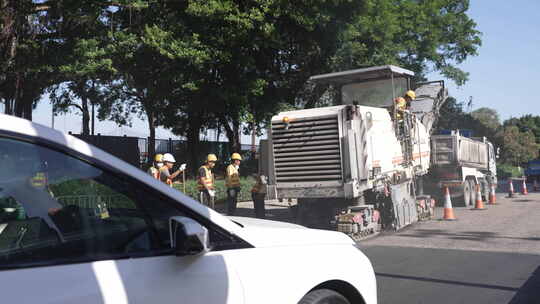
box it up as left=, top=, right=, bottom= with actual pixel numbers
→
left=225, top=164, right=240, bottom=188
left=197, top=166, right=214, bottom=190
left=30, top=172, right=47, bottom=188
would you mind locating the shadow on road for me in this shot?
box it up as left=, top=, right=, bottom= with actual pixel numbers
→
left=375, top=272, right=518, bottom=292
left=396, top=228, right=540, bottom=242
left=215, top=205, right=296, bottom=223
left=508, top=266, right=540, bottom=304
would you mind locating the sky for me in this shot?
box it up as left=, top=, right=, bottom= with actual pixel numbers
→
left=12, top=0, right=540, bottom=141
left=427, top=0, right=540, bottom=121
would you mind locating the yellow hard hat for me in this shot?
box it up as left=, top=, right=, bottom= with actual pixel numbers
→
left=405, top=90, right=416, bottom=99
left=154, top=154, right=163, bottom=162
left=207, top=154, right=218, bottom=162
left=231, top=153, right=242, bottom=161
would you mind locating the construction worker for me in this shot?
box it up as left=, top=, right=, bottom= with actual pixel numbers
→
left=394, top=96, right=407, bottom=120
left=404, top=90, right=416, bottom=109
left=159, top=153, right=186, bottom=187
left=198, top=154, right=217, bottom=208
left=251, top=174, right=267, bottom=219
left=147, top=154, right=164, bottom=180
left=225, top=153, right=242, bottom=215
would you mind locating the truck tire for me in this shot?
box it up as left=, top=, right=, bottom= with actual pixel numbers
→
left=481, top=180, right=489, bottom=201
left=298, top=289, right=350, bottom=304
left=463, top=181, right=472, bottom=207
left=468, top=180, right=476, bottom=206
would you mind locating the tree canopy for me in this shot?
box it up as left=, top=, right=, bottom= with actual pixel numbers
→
left=1, top=0, right=484, bottom=166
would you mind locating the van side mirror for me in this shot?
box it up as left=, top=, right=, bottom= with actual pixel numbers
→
left=169, top=216, right=211, bottom=256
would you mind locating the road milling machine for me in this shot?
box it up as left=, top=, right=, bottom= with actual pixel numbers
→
left=264, top=65, right=448, bottom=238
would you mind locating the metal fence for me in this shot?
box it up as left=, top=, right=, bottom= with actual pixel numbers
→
left=72, top=133, right=259, bottom=173
left=56, top=195, right=133, bottom=210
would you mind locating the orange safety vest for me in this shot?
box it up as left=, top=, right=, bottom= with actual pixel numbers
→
left=30, top=172, right=47, bottom=189
left=197, top=165, right=214, bottom=191
left=225, top=164, right=240, bottom=188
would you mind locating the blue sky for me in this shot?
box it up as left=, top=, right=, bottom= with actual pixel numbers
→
left=15, top=0, right=540, bottom=140
left=428, top=0, right=540, bottom=121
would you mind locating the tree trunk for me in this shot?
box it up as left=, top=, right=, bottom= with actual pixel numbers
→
left=81, top=96, right=90, bottom=135
left=146, top=108, right=156, bottom=165
left=219, top=114, right=241, bottom=153
left=232, top=118, right=241, bottom=152
left=187, top=115, right=202, bottom=175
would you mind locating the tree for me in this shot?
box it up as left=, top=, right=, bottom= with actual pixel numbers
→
left=471, top=107, right=500, bottom=131
left=332, top=0, right=481, bottom=86
left=167, top=0, right=360, bottom=152
left=50, top=38, right=115, bottom=135
left=504, top=115, right=540, bottom=145
left=435, top=97, right=498, bottom=143
left=0, top=0, right=62, bottom=119
left=498, top=126, right=538, bottom=166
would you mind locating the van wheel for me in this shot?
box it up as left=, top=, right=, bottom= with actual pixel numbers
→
left=298, top=289, right=350, bottom=304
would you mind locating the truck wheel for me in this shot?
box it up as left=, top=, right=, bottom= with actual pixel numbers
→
left=481, top=180, right=489, bottom=201
left=463, top=181, right=472, bottom=207
left=468, top=180, right=476, bottom=206
left=298, top=289, right=350, bottom=304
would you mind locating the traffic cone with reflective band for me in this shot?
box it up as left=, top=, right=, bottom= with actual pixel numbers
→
left=521, top=179, right=528, bottom=195
left=442, top=187, right=456, bottom=220
left=472, top=184, right=486, bottom=210
left=508, top=179, right=514, bottom=198
left=488, top=183, right=497, bottom=205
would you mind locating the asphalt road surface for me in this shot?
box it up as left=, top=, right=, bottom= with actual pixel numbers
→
left=223, top=189, right=540, bottom=304
left=361, top=191, right=540, bottom=304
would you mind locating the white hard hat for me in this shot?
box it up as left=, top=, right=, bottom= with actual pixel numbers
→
left=162, top=153, right=176, bottom=163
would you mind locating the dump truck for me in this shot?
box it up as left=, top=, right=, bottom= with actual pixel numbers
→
left=264, top=65, right=448, bottom=236
left=430, top=130, right=498, bottom=206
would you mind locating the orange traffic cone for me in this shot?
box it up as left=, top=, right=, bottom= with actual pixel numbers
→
left=522, top=179, right=528, bottom=195
left=442, top=187, right=456, bottom=220
left=488, top=183, right=497, bottom=205
left=472, top=184, right=486, bottom=210
left=508, top=179, right=514, bottom=198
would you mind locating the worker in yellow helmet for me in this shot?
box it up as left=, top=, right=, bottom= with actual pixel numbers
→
left=147, top=154, right=164, bottom=180
left=394, top=96, right=407, bottom=120
left=198, top=154, right=217, bottom=208
left=225, top=153, right=242, bottom=215
left=404, top=90, right=416, bottom=109
left=251, top=174, right=267, bottom=219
